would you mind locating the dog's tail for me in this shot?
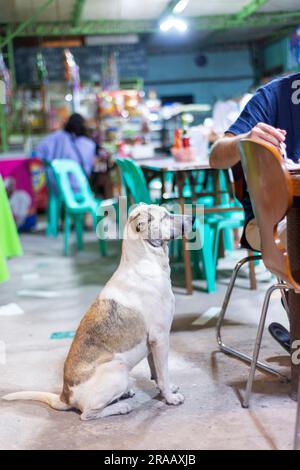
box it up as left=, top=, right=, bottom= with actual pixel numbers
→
left=2, top=391, right=71, bottom=411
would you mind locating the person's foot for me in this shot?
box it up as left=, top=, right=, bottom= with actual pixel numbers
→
left=268, top=322, right=291, bottom=353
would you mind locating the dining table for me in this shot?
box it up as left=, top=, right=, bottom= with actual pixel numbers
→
left=137, top=156, right=244, bottom=294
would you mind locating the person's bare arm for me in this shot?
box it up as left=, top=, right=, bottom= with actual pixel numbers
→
left=210, top=123, right=287, bottom=169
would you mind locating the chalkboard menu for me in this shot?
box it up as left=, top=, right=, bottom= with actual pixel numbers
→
left=14, top=44, right=148, bottom=84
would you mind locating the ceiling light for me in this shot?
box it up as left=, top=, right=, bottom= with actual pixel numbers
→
left=173, top=0, right=189, bottom=14
left=85, top=34, right=139, bottom=46
left=159, top=16, right=188, bottom=33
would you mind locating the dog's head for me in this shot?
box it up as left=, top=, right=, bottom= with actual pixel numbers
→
left=126, top=203, right=193, bottom=249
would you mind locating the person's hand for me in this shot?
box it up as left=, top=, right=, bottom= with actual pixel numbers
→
left=246, top=123, right=286, bottom=152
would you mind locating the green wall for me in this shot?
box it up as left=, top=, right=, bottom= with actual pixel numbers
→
left=263, top=31, right=300, bottom=75
left=263, top=37, right=289, bottom=73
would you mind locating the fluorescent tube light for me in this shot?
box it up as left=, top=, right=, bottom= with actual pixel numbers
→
left=159, top=16, right=188, bottom=33
left=173, top=0, right=189, bottom=14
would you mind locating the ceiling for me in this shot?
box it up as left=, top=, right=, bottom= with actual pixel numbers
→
left=0, top=0, right=299, bottom=49
left=0, top=0, right=298, bottom=22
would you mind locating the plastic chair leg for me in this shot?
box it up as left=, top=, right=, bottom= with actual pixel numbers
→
left=93, top=212, right=107, bottom=257
left=213, top=224, right=221, bottom=267
left=176, top=238, right=183, bottom=262
left=200, top=223, right=216, bottom=293
left=47, top=194, right=60, bottom=237
left=169, top=239, right=176, bottom=259
left=194, top=220, right=216, bottom=293
left=75, top=214, right=84, bottom=251
left=191, top=250, right=201, bottom=279
left=64, top=213, right=71, bottom=256
left=254, top=251, right=260, bottom=266
left=99, top=238, right=107, bottom=257
left=223, top=227, right=234, bottom=252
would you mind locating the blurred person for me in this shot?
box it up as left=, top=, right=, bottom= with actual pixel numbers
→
left=36, top=113, right=96, bottom=180
left=36, top=113, right=98, bottom=229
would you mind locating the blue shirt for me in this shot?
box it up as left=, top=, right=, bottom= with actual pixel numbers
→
left=227, top=73, right=300, bottom=227
left=36, top=130, right=96, bottom=193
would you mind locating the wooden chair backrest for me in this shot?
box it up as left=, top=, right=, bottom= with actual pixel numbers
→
left=239, top=138, right=298, bottom=289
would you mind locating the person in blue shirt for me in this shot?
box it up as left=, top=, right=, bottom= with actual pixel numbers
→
left=36, top=113, right=97, bottom=180
left=210, top=72, right=300, bottom=352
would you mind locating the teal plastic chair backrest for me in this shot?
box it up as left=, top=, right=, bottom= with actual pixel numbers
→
left=116, top=158, right=151, bottom=204
left=51, top=159, right=93, bottom=211
left=115, top=158, right=130, bottom=199
left=44, top=159, right=61, bottom=196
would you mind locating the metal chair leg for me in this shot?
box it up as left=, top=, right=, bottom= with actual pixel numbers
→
left=243, top=283, right=288, bottom=408
left=277, top=278, right=290, bottom=319
left=294, top=370, right=300, bottom=450
left=248, top=250, right=257, bottom=290
left=216, top=255, right=287, bottom=379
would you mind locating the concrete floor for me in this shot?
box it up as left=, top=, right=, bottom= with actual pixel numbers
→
left=0, top=230, right=296, bottom=450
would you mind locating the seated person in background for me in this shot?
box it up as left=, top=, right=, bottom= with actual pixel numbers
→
left=210, top=72, right=300, bottom=352
left=36, top=113, right=99, bottom=229
left=36, top=113, right=96, bottom=184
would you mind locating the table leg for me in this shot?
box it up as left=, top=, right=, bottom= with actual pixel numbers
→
left=214, top=170, right=225, bottom=258
left=177, top=172, right=193, bottom=295
left=287, top=207, right=300, bottom=399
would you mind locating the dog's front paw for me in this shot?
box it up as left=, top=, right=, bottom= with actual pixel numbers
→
left=164, top=392, right=184, bottom=405
left=170, top=383, right=179, bottom=393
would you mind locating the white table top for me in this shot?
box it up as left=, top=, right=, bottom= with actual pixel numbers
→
left=137, top=156, right=211, bottom=172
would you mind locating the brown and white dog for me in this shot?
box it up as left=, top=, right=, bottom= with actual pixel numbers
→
left=3, top=204, right=192, bottom=420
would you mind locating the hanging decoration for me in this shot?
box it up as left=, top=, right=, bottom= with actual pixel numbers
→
left=64, top=48, right=81, bottom=112
left=101, top=49, right=119, bottom=91
left=0, top=52, right=12, bottom=112
left=36, top=52, right=48, bottom=85
left=36, top=52, right=49, bottom=128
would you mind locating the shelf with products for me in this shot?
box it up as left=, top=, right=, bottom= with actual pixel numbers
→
left=12, top=82, right=164, bottom=160
left=96, top=88, right=163, bottom=158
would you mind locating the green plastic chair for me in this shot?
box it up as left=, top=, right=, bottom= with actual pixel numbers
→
left=116, top=157, right=219, bottom=292
left=0, top=174, right=22, bottom=282
left=175, top=169, right=245, bottom=293
left=210, top=202, right=245, bottom=267
left=51, top=159, right=112, bottom=256
left=116, top=158, right=152, bottom=205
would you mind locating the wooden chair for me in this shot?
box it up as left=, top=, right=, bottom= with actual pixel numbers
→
left=238, top=139, right=300, bottom=450
left=217, top=139, right=300, bottom=402
left=238, top=139, right=294, bottom=404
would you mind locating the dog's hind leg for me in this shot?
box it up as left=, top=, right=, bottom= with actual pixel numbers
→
left=81, top=401, right=132, bottom=420
left=79, top=360, right=131, bottom=421
left=120, top=389, right=135, bottom=399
